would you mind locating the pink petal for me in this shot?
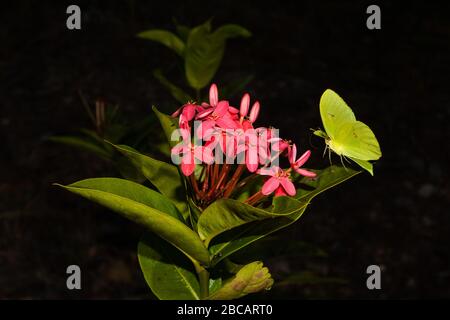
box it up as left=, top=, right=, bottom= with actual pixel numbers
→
left=289, top=144, right=297, bottom=164
left=171, top=106, right=183, bottom=117
left=242, top=120, right=253, bottom=131
left=214, top=100, right=229, bottom=117
left=196, top=107, right=214, bottom=119
left=195, top=146, right=214, bottom=164
left=295, top=168, right=317, bottom=178
left=258, top=145, right=269, bottom=165
left=257, top=166, right=280, bottom=177
left=229, top=106, right=239, bottom=114
left=246, top=161, right=259, bottom=173
left=171, top=144, right=185, bottom=155
left=216, top=115, right=239, bottom=129
left=209, top=83, right=218, bottom=106
left=196, top=120, right=215, bottom=138
left=181, top=154, right=195, bottom=176
left=274, top=186, right=288, bottom=197
left=261, top=177, right=280, bottom=195
left=295, top=150, right=312, bottom=167
left=280, top=177, right=296, bottom=196
left=182, top=104, right=196, bottom=122
left=246, top=147, right=259, bottom=172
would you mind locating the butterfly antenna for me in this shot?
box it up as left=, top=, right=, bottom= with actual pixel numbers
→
left=308, top=133, right=316, bottom=149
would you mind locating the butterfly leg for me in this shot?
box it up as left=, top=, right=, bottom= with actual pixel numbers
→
left=322, top=144, right=328, bottom=158
left=340, top=155, right=348, bottom=170
left=328, top=147, right=333, bottom=166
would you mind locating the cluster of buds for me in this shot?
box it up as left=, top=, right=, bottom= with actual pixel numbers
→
left=171, top=84, right=316, bottom=208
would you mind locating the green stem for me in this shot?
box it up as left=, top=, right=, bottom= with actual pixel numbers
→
left=193, top=261, right=210, bottom=299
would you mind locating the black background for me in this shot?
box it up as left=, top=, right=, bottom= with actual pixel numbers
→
left=1, top=0, right=449, bottom=299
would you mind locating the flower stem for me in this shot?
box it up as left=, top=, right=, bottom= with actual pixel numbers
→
left=190, top=174, right=202, bottom=199
left=245, top=190, right=265, bottom=206
left=202, top=164, right=210, bottom=193
left=223, top=164, right=246, bottom=198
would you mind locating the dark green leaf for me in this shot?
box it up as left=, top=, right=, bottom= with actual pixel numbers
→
left=137, top=29, right=185, bottom=57
left=213, top=24, right=252, bottom=40
left=220, top=74, right=255, bottom=99
left=48, top=135, right=113, bottom=160
left=153, top=69, right=192, bottom=104
left=295, top=165, right=360, bottom=201
left=153, top=106, right=180, bottom=148
left=185, top=22, right=251, bottom=90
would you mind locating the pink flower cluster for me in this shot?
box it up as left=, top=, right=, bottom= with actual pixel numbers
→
left=171, top=84, right=316, bottom=205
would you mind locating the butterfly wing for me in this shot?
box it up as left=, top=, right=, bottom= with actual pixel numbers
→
left=333, top=121, right=382, bottom=161
left=348, top=157, right=374, bottom=176
left=320, top=89, right=356, bottom=139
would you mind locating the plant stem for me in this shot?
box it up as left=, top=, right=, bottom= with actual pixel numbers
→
left=190, top=174, right=202, bottom=199
left=193, top=262, right=209, bottom=299
left=245, top=190, right=265, bottom=206
left=202, top=164, right=210, bottom=193
left=223, top=164, right=246, bottom=198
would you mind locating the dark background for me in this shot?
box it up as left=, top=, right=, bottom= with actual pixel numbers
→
left=1, top=0, right=449, bottom=299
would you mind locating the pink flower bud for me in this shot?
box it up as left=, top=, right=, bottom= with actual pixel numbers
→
left=240, top=93, right=250, bottom=117
left=249, top=101, right=260, bottom=123
left=209, top=83, right=218, bottom=107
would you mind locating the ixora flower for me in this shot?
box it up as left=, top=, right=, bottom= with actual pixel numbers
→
left=170, top=83, right=316, bottom=205
left=258, top=166, right=296, bottom=197
left=57, top=84, right=379, bottom=301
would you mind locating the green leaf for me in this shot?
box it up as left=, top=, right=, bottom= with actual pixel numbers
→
left=207, top=166, right=360, bottom=266
left=295, top=165, right=360, bottom=201
left=114, top=156, right=146, bottom=183
left=208, top=277, right=223, bottom=295
left=185, top=22, right=251, bottom=90
left=207, top=261, right=273, bottom=300
left=233, top=175, right=264, bottom=202
left=48, top=135, right=112, bottom=160
left=220, top=74, right=254, bottom=98
left=55, top=178, right=210, bottom=266
left=110, top=143, right=188, bottom=216
left=153, top=69, right=192, bottom=105
left=207, top=197, right=307, bottom=266
left=137, top=29, right=185, bottom=57
left=173, top=19, right=191, bottom=42
left=197, top=198, right=305, bottom=246
left=138, top=232, right=200, bottom=300
left=153, top=106, right=180, bottom=148
left=213, top=24, right=252, bottom=40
